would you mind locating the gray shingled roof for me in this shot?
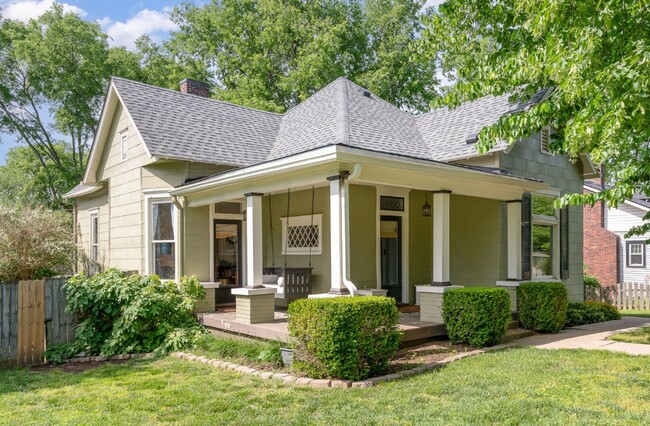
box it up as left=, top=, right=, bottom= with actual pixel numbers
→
left=584, top=180, right=650, bottom=210
left=270, top=78, right=429, bottom=160
left=416, top=89, right=549, bottom=161
left=112, top=77, right=281, bottom=167
left=111, top=76, right=548, bottom=167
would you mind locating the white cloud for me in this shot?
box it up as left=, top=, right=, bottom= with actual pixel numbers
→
left=102, top=7, right=177, bottom=51
left=0, top=0, right=86, bottom=21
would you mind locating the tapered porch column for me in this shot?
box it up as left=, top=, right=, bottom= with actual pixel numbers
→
left=432, top=190, right=451, bottom=286
left=506, top=199, right=523, bottom=280
left=327, top=172, right=350, bottom=295
left=244, top=192, right=264, bottom=288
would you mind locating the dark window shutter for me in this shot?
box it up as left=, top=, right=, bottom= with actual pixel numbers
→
left=521, top=192, right=532, bottom=280
left=560, top=206, right=570, bottom=279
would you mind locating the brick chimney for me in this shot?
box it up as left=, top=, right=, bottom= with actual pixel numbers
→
left=180, top=78, right=210, bottom=97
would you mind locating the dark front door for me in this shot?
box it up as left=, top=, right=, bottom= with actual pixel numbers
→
left=214, top=219, right=242, bottom=287
left=380, top=216, right=402, bottom=302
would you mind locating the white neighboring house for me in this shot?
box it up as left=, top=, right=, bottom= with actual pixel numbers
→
left=584, top=181, right=650, bottom=283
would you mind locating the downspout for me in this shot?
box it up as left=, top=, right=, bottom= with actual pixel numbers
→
left=172, top=195, right=185, bottom=281
left=341, top=164, right=362, bottom=295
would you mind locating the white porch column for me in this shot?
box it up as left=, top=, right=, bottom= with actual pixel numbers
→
left=506, top=200, right=522, bottom=280
left=245, top=192, right=264, bottom=288
left=327, top=172, right=350, bottom=295
left=432, top=190, right=451, bottom=286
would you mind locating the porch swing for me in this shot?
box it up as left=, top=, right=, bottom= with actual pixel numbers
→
left=261, top=187, right=314, bottom=300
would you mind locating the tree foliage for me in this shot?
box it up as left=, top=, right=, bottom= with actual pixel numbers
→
left=0, top=4, right=143, bottom=207
left=141, top=0, right=438, bottom=112
left=419, top=0, right=650, bottom=236
left=0, top=144, right=78, bottom=208
left=0, top=203, right=75, bottom=281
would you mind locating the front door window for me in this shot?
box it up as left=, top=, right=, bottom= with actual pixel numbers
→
left=214, top=220, right=241, bottom=286
left=380, top=216, right=402, bottom=302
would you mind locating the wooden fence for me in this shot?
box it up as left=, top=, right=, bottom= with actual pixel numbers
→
left=0, top=278, right=75, bottom=367
left=585, top=282, right=650, bottom=311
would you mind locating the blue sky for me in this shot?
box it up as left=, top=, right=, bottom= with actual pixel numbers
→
left=0, top=0, right=208, bottom=164
left=0, top=0, right=443, bottom=165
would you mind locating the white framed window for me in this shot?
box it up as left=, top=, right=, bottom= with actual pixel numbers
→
left=120, top=129, right=128, bottom=161
left=281, top=214, right=322, bottom=255
left=627, top=241, right=646, bottom=267
left=89, top=209, right=99, bottom=262
left=532, top=194, right=558, bottom=278
left=540, top=127, right=551, bottom=154
left=149, top=199, right=177, bottom=279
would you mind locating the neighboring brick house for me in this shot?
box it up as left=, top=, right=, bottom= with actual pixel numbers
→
left=584, top=180, right=650, bottom=285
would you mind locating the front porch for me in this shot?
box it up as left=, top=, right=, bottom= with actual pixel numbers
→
left=173, top=146, right=553, bottom=306
left=198, top=309, right=448, bottom=345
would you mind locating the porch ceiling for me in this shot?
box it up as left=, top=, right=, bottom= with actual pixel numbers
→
left=172, top=145, right=548, bottom=206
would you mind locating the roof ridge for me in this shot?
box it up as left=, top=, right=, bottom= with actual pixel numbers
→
left=337, top=78, right=350, bottom=145
left=110, top=76, right=283, bottom=117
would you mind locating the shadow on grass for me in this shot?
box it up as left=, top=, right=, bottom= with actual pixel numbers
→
left=0, top=357, right=162, bottom=396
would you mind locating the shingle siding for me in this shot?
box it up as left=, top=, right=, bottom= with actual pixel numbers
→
left=499, top=133, right=585, bottom=302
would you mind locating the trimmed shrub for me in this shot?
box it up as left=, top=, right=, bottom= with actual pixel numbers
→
left=566, top=301, right=621, bottom=327
left=64, top=268, right=206, bottom=357
left=443, top=287, right=511, bottom=348
left=518, top=282, right=568, bottom=333
left=287, top=296, right=401, bottom=381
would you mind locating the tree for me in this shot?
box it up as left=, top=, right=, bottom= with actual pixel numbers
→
left=419, top=0, right=650, bottom=236
left=0, top=203, right=75, bottom=281
left=0, top=144, right=77, bottom=208
left=0, top=4, right=143, bottom=207
left=140, top=0, right=438, bottom=112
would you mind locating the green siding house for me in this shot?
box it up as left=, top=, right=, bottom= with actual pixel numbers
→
left=65, top=77, right=597, bottom=306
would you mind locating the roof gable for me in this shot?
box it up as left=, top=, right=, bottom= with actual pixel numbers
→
left=111, top=77, right=282, bottom=167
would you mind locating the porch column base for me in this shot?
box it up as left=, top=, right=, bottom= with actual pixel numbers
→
left=328, top=287, right=350, bottom=296
left=232, top=287, right=276, bottom=324
left=416, top=285, right=463, bottom=323
left=496, top=281, right=520, bottom=313
left=431, top=281, right=452, bottom=287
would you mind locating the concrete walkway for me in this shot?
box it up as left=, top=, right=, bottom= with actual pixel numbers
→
left=510, top=316, right=650, bottom=355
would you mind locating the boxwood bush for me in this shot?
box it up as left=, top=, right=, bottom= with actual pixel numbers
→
left=517, top=282, right=568, bottom=333
left=566, top=301, right=621, bottom=327
left=442, top=287, right=511, bottom=348
left=287, top=296, right=401, bottom=381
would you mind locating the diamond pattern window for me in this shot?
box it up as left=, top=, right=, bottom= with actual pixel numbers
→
left=281, top=214, right=322, bottom=255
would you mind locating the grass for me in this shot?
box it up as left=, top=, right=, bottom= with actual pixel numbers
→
left=609, top=326, right=650, bottom=345
left=621, top=310, right=650, bottom=318
left=1, top=347, right=650, bottom=425
left=188, top=333, right=283, bottom=368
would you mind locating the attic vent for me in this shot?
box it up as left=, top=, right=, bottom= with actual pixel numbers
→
left=540, top=127, right=551, bottom=154
left=362, top=90, right=371, bottom=98
left=465, top=133, right=479, bottom=144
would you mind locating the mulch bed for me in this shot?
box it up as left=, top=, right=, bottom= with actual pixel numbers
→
left=30, top=359, right=132, bottom=374
left=388, top=340, right=473, bottom=373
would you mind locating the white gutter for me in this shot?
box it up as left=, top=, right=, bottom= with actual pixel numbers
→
left=341, top=165, right=362, bottom=296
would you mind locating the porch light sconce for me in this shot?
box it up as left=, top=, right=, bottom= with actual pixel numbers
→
left=422, top=193, right=432, bottom=217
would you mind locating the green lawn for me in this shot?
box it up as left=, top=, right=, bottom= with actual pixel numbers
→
left=1, top=347, right=649, bottom=425
left=621, top=310, right=650, bottom=318
left=610, top=326, right=650, bottom=345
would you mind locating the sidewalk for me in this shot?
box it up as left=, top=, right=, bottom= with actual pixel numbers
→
left=510, top=316, right=650, bottom=355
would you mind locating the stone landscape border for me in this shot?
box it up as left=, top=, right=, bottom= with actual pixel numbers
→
left=170, top=349, right=496, bottom=388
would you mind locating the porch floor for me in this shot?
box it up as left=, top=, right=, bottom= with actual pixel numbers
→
left=198, top=311, right=446, bottom=344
